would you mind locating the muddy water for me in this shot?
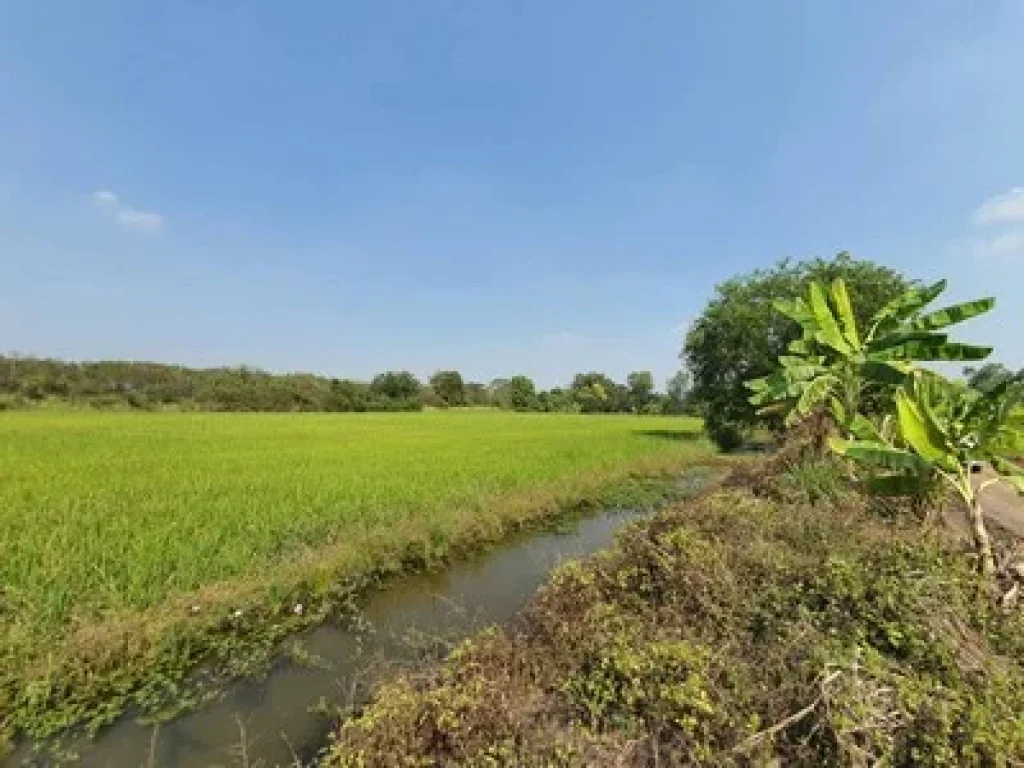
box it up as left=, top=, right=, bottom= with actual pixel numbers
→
left=29, top=470, right=712, bottom=767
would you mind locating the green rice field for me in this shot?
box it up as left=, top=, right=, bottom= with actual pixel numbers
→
left=0, top=409, right=712, bottom=749
left=0, top=410, right=707, bottom=636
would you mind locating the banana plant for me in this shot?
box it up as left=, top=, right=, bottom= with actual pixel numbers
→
left=746, top=278, right=994, bottom=437
left=831, top=373, right=1024, bottom=575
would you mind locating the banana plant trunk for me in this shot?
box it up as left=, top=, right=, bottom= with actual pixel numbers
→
left=967, top=495, right=996, bottom=576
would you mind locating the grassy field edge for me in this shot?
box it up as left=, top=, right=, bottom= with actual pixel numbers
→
left=2, top=448, right=719, bottom=756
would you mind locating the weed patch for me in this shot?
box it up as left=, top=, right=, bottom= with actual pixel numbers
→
left=327, top=464, right=1024, bottom=766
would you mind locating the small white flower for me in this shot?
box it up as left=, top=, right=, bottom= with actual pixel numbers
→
left=189, top=604, right=201, bottom=614
left=233, top=609, right=244, bottom=618
left=293, top=603, right=304, bottom=615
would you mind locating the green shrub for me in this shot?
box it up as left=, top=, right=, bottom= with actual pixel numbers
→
left=704, top=411, right=746, bottom=452
left=777, top=458, right=852, bottom=505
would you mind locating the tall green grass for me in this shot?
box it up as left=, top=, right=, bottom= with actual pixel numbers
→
left=0, top=411, right=706, bottom=635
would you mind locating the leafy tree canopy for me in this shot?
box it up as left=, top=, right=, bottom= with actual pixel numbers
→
left=369, top=370, right=421, bottom=401
left=683, top=252, right=913, bottom=448
left=429, top=370, right=466, bottom=406
left=626, top=370, right=655, bottom=411
left=490, top=375, right=536, bottom=411
left=571, top=372, right=618, bottom=413
left=965, top=363, right=1023, bottom=393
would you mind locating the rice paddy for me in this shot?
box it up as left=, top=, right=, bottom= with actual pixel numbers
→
left=0, top=410, right=707, bottom=638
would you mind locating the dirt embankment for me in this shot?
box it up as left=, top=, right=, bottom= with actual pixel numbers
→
left=325, top=461, right=1024, bottom=766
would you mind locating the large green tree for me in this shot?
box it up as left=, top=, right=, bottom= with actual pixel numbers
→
left=491, top=375, right=537, bottom=411
left=369, top=370, right=421, bottom=401
left=428, top=370, right=466, bottom=406
left=663, top=369, right=692, bottom=415
left=571, top=372, right=618, bottom=413
left=682, top=252, right=913, bottom=450
left=626, top=370, right=655, bottom=413
left=464, top=381, right=491, bottom=407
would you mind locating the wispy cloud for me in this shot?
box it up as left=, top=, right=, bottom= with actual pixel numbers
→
left=974, top=187, right=1024, bottom=225
left=92, top=189, right=166, bottom=233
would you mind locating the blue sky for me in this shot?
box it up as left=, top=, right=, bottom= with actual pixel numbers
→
left=2, top=1, right=1023, bottom=389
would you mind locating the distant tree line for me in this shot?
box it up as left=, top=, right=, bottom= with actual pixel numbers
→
left=0, top=355, right=696, bottom=415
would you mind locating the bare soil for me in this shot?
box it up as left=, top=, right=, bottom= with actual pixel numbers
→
left=976, top=467, right=1024, bottom=538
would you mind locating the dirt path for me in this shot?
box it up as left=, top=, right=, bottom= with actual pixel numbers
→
left=976, top=467, right=1024, bottom=538
left=942, top=468, right=1024, bottom=542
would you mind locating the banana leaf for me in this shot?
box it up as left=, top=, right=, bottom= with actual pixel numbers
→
left=867, top=330, right=947, bottom=354
left=809, top=282, right=852, bottom=354
left=849, top=413, right=882, bottom=441
left=830, top=278, right=860, bottom=348
left=789, top=374, right=839, bottom=424
left=883, top=339, right=992, bottom=362
left=910, top=297, right=995, bottom=332
left=830, top=437, right=930, bottom=472
left=868, top=279, right=947, bottom=338
left=860, top=359, right=912, bottom=386
left=895, top=389, right=956, bottom=469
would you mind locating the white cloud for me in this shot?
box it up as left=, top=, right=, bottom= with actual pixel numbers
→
left=91, top=188, right=165, bottom=233
left=974, top=187, right=1024, bottom=225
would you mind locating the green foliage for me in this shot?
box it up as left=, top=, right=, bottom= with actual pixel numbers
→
left=663, top=369, right=694, bottom=415
left=965, top=362, right=1023, bottom=394
left=562, top=636, right=721, bottom=742
left=489, top=374, right=537, bottom=411
left=835, top=373, right=1024, bottom=493
left=0, top=356, right=430, bottom=412
left=369, top=370, right=421, bottom=402
left=684, top=252, right=913, bottom=448
left=464, top=381, right=491, bottom=407
left=326, top=378, right=370, bottom=411
left=748, top=269, right=1017, bottom=575
left=625, top=370, right=655, bottom=412
left=704, top=410, right=746, bottom=452
left=0, top=411, right=711, bottom=744
left=777, top=457, right=854, bottom=505
left=328, top=482, right=1024, bottom=766
left=746, top=276, right=993, bottom=435
left=428, top=370, right=466, bottom=406
left=0, top=356, right=694, bottom=417
left=535, top=387, right=582, bottom=413
left=832, top=372, right=1024, bottom=573
left=571, top=372, right=619, bottom=413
